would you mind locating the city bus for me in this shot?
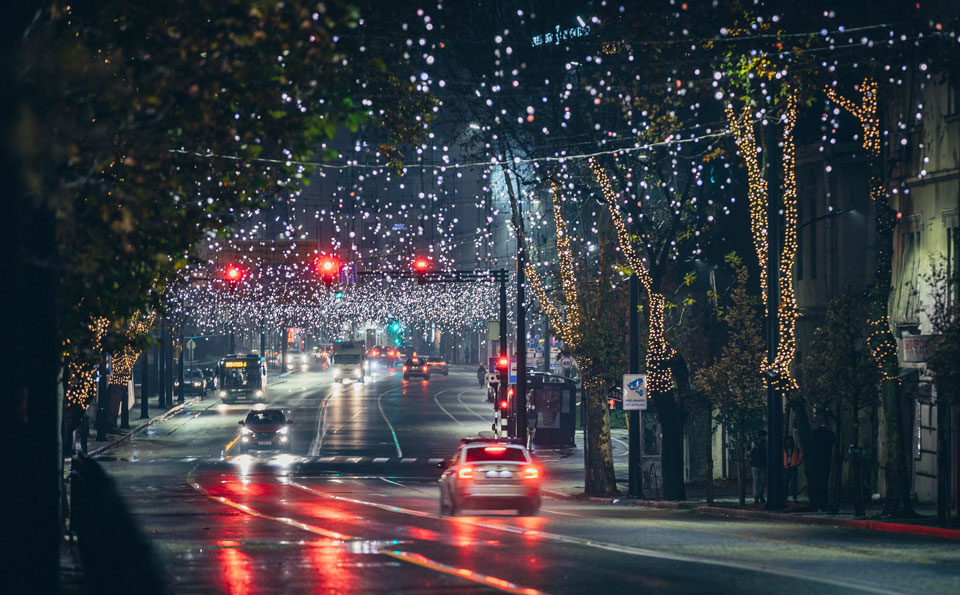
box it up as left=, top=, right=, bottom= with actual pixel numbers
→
left=216, top=354, right=268, bottom=404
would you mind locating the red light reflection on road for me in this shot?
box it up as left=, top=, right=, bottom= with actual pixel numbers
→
left=307, top=538, right=351, bottom=592
left=217, top=545, right=254, bottom=595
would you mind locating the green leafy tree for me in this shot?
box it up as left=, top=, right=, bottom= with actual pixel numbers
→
left=695, top=253, right=766, bottom=505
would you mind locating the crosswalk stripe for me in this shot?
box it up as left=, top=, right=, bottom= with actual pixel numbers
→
left=428, top=458, right=443, bottom=463
left=345, top=457, right=364, bottom=463
left=372, top=457, right=390, bottom=463
left=400, top=458, right=417, bottom=463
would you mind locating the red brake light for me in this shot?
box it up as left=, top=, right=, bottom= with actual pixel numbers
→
left=484, top=446, right=506, bottom=453
left=458, top=466, right=474, bottom=479
left=372, top=350, right=379, bottom=357
left=422, top=366, right=428, bottom=372
left=523, top=466, right=539, bottom=480
left=403, top=365, right=408, bottom=372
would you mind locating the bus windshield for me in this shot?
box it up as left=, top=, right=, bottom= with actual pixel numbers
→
left=222, top=364, right=259, bottom=388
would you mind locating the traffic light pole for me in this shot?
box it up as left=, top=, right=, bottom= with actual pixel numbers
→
left=498, top=269, right=510, bottom=435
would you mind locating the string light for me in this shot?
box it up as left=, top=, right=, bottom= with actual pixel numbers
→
left=771, top=92, right=800, bottom=393
left=825, top=77, right=899, bottom=383
left=108, top=312, right=156, bottom=388
left=725, top=104, right=769, bottom=305
left=65, top=316, right=109, bottom=407
left=591, top=161, right=675, bottom=394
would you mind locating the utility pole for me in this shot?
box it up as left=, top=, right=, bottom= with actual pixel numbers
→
left=516, top=223, right=527, bottom=439
left=96, top=354, right=108, bottom=441
left=177, top=328, right=185, bottom=404
left=628, top=275, right=643, bottom=498
left=139, top=348, right=149, bottom=419
left=765, top=121, right=785, bottom=511
left=543, top=316, right=551, bottom=372
left=159, top=319, right=167, bottom=408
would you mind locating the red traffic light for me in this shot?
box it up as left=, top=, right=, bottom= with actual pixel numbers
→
left=413, top=257, right=432, bottom=272
left=222, top=264, right=248, bottom=283
left=499, top=399, right=509, bottom=411
left=315, top=255, right=342, bottom=284
left=496, top=356, right=509, bottom=370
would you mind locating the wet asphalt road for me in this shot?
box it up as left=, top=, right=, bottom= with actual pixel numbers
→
left=94, top=366, right=960, bottom=594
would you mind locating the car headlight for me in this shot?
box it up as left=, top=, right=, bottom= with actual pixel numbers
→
left=242, top=427, right=252, bottom=435
left=193, top=382, right=202, bottom=387
left=279, top=426, right=288, bottom=435
left=255, top=390, right=263, bottom=397
left=219, top=391, right=227, bottom=397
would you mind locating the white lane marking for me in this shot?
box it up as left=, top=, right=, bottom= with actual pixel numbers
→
left=317, top=456, right=336, bottom=463
left=428, top=458, right=443, bottom=463
left=308, top=388, right=338, bottom=456
left=432, top=388, right=464, bottom=425
left=286, top=481, right=903, bottom=595
left=377, top=387, right=404, bottom=458
left=345, top=457, right=364, bottom=464
left=457, top=390, right=490, bottom=422
left=611, top=436, right=629, bottom=458
left=401, top=458, right=417, bottom=463
left=373, top=457, right=390, bottom=463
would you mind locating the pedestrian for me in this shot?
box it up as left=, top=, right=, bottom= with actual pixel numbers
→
left=78, top=408, right=90, bottom=454
left=783, top=435, right=803, bottom=502
left=525, top=397, right=538, bottom=452
left=477, top=365, right=486, bottom=388
left=749, top=430, right=767, bottom=504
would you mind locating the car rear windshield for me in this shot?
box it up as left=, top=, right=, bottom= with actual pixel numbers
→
left=464, top=446, right=527, bottom=463
left=246, top=412, right=284, bottom=425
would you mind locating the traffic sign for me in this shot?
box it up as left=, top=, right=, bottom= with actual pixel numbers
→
left=509, top=360, right=518, bottom=384
left=560, top=356, right=573, bottom=370
left=622, top=374, right=647, bottom=410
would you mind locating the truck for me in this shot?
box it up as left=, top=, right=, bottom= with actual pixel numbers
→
left=216, top=354, right=268, bottom=404
left=332, top=341, right=365, bottom=383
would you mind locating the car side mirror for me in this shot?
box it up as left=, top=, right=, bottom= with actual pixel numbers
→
left=238, top=421, right=244, bottom=426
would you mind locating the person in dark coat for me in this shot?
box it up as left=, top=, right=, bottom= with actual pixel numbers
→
left=749, top=430, right=767, bottom=504
left=477, top=365, right=486, bottom=388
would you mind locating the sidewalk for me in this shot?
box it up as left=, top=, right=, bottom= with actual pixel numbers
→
left=538, top=432, right=960, bottom=539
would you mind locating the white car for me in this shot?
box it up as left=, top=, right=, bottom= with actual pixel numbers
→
left=438, top=439, right=541, bottom=516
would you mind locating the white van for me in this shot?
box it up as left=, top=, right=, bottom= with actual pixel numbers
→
left=332, top=341, right=365, bottom=383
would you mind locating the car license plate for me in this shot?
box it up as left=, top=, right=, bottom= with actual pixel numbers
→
left=258, top=441, right=273, bottom=446
left=486, top=470, right=513, bottom=478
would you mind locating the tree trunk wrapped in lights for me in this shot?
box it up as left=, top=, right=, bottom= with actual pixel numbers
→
left=826, top=77, right=912, bottom=517
left=523, top=182, right=617, bottom=497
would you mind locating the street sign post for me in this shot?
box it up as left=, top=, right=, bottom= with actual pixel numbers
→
left=622, top=374, right=647, bottom=411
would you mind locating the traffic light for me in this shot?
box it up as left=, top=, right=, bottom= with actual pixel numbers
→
left=412, top=257, right=432, bottom=283
left=496, top=355, right=509, bottom=371
left=499, top=398, right=509, bottom=411
left=315, top=255, right=341, bottom=285
left=222, top=264, right=248, bottom=285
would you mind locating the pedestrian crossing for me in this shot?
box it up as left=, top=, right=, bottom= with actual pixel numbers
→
left=95, top=455, right=448, bottom=465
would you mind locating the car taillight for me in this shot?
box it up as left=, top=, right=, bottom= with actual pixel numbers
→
left=484, top=446, right=506, bottom=453
left=422, top=366, right=428, bottom=372
left=403, top=365, right=408, bottom=372
left=523, top=466, right=539, bottom=480
left=458, top=466, right=474, bottom=480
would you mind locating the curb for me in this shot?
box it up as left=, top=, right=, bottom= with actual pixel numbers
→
left=88, top=397, right=200, bottom=457
left=695, top=505, right=960, bottom=540
left=542, top=489, right=684, bottom=509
